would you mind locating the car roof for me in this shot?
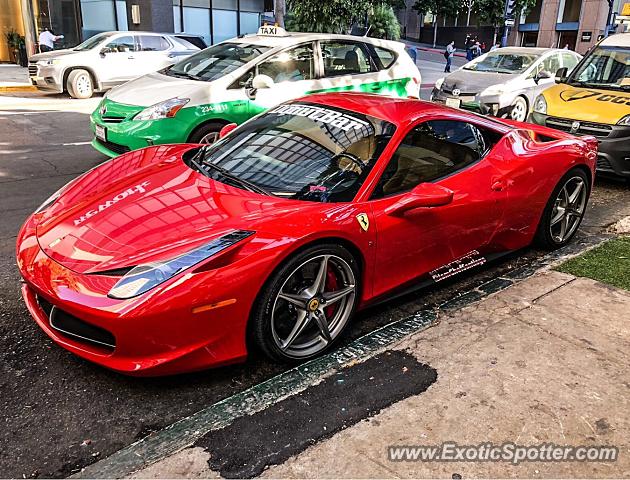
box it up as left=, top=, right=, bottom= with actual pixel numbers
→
left=99, top=30, right=176, bottom=36
left=293, top=92, right=513, bottom=132
left=490, top=46, right=564, bottom=55
left=231, top=32, right=406, bottom=50
left=599, top=32, right=630, bottom=47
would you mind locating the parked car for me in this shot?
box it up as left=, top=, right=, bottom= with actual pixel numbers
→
left=530, top=33, right=630, bottom=179
left=27, top=31, right=200, bottom=98
left=17, top=93, right=596, bottom=375
left=431, top=47, right=581, bottom=121
left=89, top=26, right=421, bottom=157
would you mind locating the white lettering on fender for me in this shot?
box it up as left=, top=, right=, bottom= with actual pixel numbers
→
left=73, top=181, right=150, bottom=226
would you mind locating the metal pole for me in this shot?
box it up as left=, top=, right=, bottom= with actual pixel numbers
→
left=604, top=0, right=614, bottom=37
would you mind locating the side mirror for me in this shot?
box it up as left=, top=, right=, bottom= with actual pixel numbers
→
left=534, top=70, right=551, bottom=84
left=251, top=74, right=274, bottom=89
left=385, top=183, right=454, bottom=216
left=99, top=48, right=108, bottom=57
left=219, top=123, right=237, bottom=139
left=554, top=67, right=568, bottom=84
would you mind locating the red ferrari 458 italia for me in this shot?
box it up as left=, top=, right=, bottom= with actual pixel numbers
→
left=17, top=93, right=597, bottom=375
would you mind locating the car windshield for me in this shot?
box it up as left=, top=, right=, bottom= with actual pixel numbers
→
left=463, top=51, right=538, bottom=73
left=568, top=46, right=630, bottom=91
left=165, top=42, right=270, bottom=82
left=73, top=32, right=114, bottom=51
left=189, top=103, right=396, bottom=202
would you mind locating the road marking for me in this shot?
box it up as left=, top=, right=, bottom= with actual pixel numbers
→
left=71, top=233, right=609, bottom=479
left=61, top=141, right=92, bottom=146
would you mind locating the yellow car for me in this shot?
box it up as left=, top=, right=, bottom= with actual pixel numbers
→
left=530, top=33, right=630, bottom=179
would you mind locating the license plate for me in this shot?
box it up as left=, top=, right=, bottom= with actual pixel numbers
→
left=445, top=98, right=461, bottom=109
left=95, top=124, right=106, bottom=142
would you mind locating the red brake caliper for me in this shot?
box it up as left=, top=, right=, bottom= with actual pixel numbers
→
left=324, top=267, right=338, bottom=318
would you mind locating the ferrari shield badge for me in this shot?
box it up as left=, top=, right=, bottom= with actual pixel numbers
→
left=356, top=213, right=370, bottom=231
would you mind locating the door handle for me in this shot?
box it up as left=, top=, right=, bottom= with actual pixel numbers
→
left=369, top=85, right=382, bottom=91
left=128, top=55, right=135, bottom=59
left=491, top=180, right=505, bottom=191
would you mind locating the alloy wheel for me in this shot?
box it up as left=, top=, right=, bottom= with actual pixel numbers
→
left=271, top=254, right=356, bottom=358
left=549, top=175, right=587, bottom=243
left=77, top=74, right=91, bottom=96
left=199, top=131, right=220, bottom=144
left=510, top=98, right=527, bottom=122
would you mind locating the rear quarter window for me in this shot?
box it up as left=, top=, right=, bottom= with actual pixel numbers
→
left=373, top=46, right=397, bottom=69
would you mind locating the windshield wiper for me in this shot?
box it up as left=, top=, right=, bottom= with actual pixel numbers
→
left=166, top=70, right=202, bottom=81
left=189, top=146, right=271, bottom=196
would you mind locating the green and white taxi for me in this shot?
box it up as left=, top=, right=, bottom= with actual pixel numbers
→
left=90, top=26, right=421, bottom=156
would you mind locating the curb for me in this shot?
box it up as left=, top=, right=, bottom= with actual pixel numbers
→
left=0, top=84, right=38, bottom=93
left=71, top=233, right=611, bottom=479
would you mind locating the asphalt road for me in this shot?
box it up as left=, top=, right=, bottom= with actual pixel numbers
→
left=1, top=62, right=629, bottom=478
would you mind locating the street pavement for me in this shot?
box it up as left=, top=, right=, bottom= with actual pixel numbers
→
left=0, top=54, right=629, bottom=479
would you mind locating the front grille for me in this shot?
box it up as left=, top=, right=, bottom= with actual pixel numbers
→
left=95, top=138, right=130, bottom=155
left=36, top=295, right=116, bottom=352
left=545, top=117, right=613, bottom=139
left=28, top=63, right=38, bottom=76
left=100, top=116, right=126, bottom=124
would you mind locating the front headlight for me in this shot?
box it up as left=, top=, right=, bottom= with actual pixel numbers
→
left=37, top=58, right=58, bottom=66
left=435, top=77, right=444, bottom=90
left=617, top=115, right=630, bottom=126
left=533, top=94, right=547, bottom=114
left=134, top=97, right=190, bottom=121
left=108, top=230, right=254, bottom=299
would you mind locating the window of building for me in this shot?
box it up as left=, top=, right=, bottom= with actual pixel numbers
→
left=239, top=12, right=261, bottom=35
left=80, top=0, right=127, bottom=39
left=372, top=120, right=485, bottom=198
left=212, top=9, right=237, bottom=44
left=258, top=44, right=315, bottom=82
left=321, top=41, right=374, bottom=77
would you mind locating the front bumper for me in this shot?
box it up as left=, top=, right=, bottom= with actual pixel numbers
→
left=16, top=214, right=251, bottom=375
left=28, top=63, right=63, bottom=93
left=430, top=88, right=516, bottom=117
left=90, top=99, right=197, bottom=157
left=530, top=112, right=630, bottom=178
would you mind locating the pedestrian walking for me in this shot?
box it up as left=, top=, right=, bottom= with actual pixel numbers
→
left=465, top=34, right=473, bottom=61
left=444, top=40, right=455, bottom=73
left=38, top=28, right=63, bottom=53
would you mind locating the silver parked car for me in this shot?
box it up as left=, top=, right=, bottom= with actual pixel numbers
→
left=28, top=31, right=201, bottom=99
left=431, top=47, right=582, bottom=121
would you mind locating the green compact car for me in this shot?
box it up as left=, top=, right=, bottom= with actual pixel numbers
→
left=90, top=27, right=421, bottom=157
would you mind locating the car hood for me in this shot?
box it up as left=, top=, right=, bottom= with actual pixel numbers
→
left=543, top=84, right=630, bottom=124
left=442, top=69, right=519, bottom=94
left=34, top=145, right=310, bottom=274
left=107, top=71, right=207, bottom=107
left=29, top=49, right=82, bottom=62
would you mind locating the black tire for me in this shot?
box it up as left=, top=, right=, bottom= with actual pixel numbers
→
left=66, top=69, right=94, bottom=99
left=534, top=167, right=590, bottom=249
left=188, top=121, right=226, bottom=144
left=251, top=243, right=360, bottom=363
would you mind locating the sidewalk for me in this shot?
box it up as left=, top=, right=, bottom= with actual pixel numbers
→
left=127, top=223, right=630, bottom=478
left=0, top=64, right=36, bottom=93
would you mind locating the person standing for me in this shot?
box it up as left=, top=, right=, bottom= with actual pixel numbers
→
left=465, top=34, right=473, bottom=61
left=444, top=41, right=455, bottom=73
left=38, top=28, right=63, bottom=53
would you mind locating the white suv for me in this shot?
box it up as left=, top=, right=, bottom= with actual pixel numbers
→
left=28, top=31, right=200, bottom=98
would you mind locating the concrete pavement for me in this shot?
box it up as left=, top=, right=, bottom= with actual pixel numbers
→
left=0, top=65, right=36, bottom=93
left=133, top=238, right=630, bottom=478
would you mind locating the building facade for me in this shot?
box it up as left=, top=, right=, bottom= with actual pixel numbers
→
left=0, top=0, right=267, bottom=62
left=397, top=0, right=630, bottom=54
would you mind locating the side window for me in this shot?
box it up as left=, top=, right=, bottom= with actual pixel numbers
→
left=373, top=120, right=484, bottom=199
left=321, top=41, right=374, bottom=77
left=257, top=44, right=315, bottom=83
left=229, top=69, right=254, bottom=89
left=103, top=36, right=137, bottom=53
left=542, top=54, right=561, bottom=76
left=138, top=35, right=170, bottom=51
left=372, top=46, right=396, bottom=70
left=562, top=53, right=579, bottom=72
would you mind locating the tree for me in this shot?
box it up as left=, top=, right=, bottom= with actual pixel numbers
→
left=286, top=0, right=371, bottom=33
left=274, top=0, right=286, bottom=27
left=367, top=4, right=401, bottom=40
left=474, top=0, right=537, bottom=45
left=413, top=0, right=459, bottom=46
left=461, top=0, right=475, bottom=26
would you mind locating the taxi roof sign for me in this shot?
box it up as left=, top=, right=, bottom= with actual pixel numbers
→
left=257, top=25, right=289, bottom=36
